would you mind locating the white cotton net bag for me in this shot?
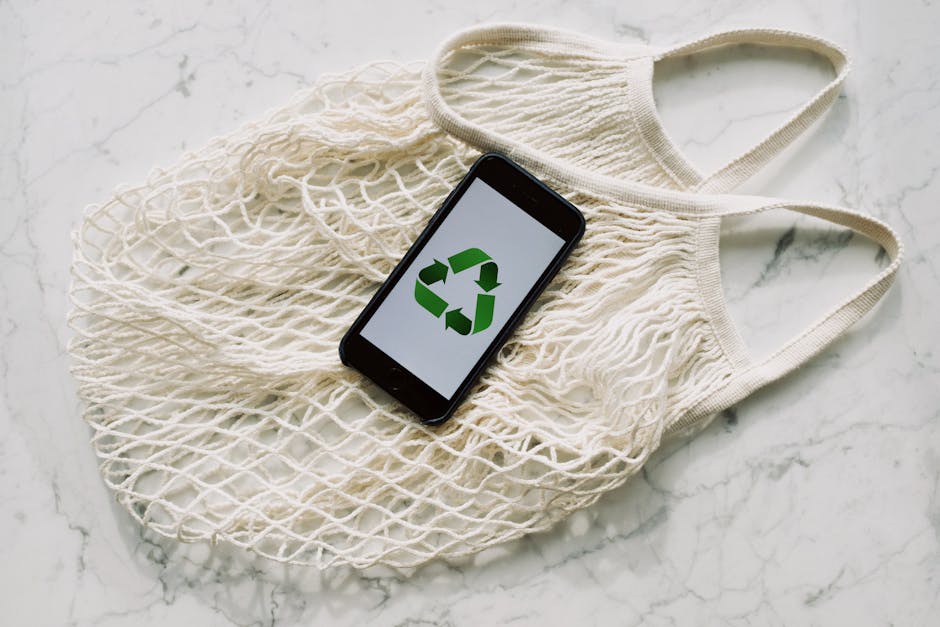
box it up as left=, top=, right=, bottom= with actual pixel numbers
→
left=69, top=24, right=901, bottom=568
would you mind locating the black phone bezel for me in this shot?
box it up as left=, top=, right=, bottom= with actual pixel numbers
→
left=338, top=152, right=585, bottom=425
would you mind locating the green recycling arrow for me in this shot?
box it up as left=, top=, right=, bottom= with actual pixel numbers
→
left=414, top=247, right=501, bottom=336
left=473, top=293, right=495, bottom=334
left=476, top=261, right=501, bottom=292
left=448, top=247, right=491, bottom=273
left=418, top=258, right=447, bottom=285
left=414, top=281, right=448, bottom=318
left=444, top=308, right=472, bottom=335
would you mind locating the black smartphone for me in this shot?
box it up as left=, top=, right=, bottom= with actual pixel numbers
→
left=339, top=153, right=585, bottom=425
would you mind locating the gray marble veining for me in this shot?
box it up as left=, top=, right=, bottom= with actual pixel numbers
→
left=1, top=0, right=938, bottom=625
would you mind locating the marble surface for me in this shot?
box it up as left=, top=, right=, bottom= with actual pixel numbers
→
left=2, top=0, right=938, bottom=625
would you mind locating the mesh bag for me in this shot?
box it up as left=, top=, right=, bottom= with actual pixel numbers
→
left=69, top=24, right=899, bottom=568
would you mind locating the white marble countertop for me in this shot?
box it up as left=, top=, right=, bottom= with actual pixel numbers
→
left=2, top=1, right=938, bottom=625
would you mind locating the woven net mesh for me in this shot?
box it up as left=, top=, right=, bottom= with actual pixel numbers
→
left=69, top=44, right=734, bottom=568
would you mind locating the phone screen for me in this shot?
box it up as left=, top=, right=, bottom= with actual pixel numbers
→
left=360, top=177, right=565, bottom=398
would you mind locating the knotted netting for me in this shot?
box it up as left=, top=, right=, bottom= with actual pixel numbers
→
left=69, top=40, right=735, bottom=568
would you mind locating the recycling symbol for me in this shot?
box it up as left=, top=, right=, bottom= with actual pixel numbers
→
left=413, top=247, right=501, bottom=335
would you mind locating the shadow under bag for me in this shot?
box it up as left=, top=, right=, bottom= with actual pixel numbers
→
left=69, top=24, right=901, bottom=568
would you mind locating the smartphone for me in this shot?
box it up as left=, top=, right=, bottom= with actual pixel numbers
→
left=339, top=153, right=585, bottom=425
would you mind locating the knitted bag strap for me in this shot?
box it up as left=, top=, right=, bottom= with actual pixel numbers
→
left=424, top=23, right=849, bottom=192
left=668, top=196, right=904, bottom=433
left=656, top=29, right=850, bottom=194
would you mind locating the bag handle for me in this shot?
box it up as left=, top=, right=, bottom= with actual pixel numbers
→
left=655, top=29, right=850, bottom=193
left=424, top=24, right=849, bottom=193
left=672, top=198, right=903, bottom=431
